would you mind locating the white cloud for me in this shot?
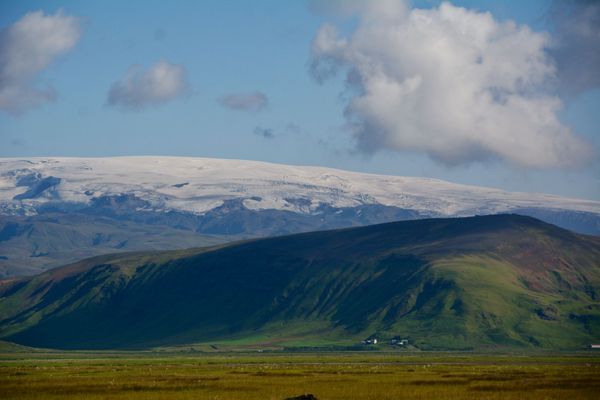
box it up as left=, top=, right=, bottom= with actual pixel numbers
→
left=309, top=1, right=594, bottom=169
left=107, top=60, right=189, bottom=110
left=0, top=10, right=81, bottom=115
left=218, top=91, right=268, bottom=112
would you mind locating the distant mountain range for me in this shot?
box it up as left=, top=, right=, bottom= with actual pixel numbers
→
left=1, top=157, right=599, bottom=277
left=1, top=214, right=598, bottom=350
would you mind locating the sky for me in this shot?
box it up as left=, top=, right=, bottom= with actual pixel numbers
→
left=0, top=0, right=599, bottom=200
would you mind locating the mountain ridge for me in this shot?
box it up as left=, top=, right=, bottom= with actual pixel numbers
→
left=1, top=156, right=599, bottom=278
left=2, top=156, right=598, bottom=216
left=1, top=214, right=599, bottom=350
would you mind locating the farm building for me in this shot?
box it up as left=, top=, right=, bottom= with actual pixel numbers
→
left=361, top=338, right=378, bottom=345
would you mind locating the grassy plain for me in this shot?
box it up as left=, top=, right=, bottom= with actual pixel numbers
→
left=1, top=351, right=599, bottom=400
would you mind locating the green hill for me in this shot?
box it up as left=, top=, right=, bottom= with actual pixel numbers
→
left=1, top=215, right=599, bottom=350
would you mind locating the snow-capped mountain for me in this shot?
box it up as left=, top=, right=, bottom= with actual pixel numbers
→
left=1, top=156, right=598, bottom=217
left=1, top=156, right=599, bottom=277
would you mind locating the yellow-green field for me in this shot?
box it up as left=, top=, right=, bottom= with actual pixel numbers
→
left=1, top=352, right=599, bottom=400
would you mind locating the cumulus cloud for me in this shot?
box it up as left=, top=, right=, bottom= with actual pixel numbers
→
left=309, top=1, right=594, bottom=169
left=253, top=126, right=275, bottom=139
left=218, top=91, right=268, bottom=112
left=107, top=60, right=189, bottom=110
left=0, top=10, right=81, bottom=115
left=548, top=0, right=600, bottom=96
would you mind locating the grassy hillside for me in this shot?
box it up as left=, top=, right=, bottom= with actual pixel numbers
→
left=1, top=215, right=599, bottom=350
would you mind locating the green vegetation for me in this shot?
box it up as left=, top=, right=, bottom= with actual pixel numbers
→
left=1, top=215, right=599, bottom=350
left=1, top=352, right=599, bottom=400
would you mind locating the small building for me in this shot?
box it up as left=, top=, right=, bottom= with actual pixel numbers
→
left=361, top=338, right=378, bottom=345
left=391, top=337, right=409, bottom=346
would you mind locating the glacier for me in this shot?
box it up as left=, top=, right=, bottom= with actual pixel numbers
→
left=1, top=156, right=598, bottom=218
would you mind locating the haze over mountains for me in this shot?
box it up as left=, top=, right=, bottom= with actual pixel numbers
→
left=1, top=157, right=599, bottom=277
left=1, top=215, right=598, bottom=350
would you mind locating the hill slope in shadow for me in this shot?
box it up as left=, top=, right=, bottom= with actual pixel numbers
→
left=1, top=214, right=599, bottom=350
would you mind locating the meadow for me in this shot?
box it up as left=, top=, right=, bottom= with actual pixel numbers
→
left=1, top=351, right=599, bottom=400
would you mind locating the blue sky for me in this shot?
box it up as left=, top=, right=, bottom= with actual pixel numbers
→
left=0, top=0, right=599, bottom=200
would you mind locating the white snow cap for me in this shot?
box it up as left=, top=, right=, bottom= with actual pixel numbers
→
left=0, top=156, right=598, bottom=216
